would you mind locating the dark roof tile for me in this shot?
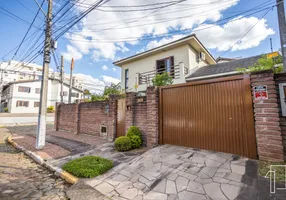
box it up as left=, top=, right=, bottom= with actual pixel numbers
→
left=186, top=54, right=262, bottom=79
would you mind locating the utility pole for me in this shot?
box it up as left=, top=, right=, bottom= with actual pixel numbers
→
left=270, top=38, right=273, bottom=53
left=277, top=0, right=286, bottom=71
left=68, top=58, right=74, bottom=103
left=60, top=55, right=64, bottom=103
left=36, top=0, right=52, bottom=149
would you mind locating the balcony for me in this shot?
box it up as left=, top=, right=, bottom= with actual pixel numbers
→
left=138, top=63, right=188, bottom=85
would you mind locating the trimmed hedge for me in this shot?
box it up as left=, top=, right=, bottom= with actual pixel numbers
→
left=62, top=156, right=113, bottom=178
left=129, top=135, right=142, bottom=149
left=126, top=126, right=142, bottom=138
left=114, top=136, right=132, bottom=151
left=126, top=126, right=143, bottom=149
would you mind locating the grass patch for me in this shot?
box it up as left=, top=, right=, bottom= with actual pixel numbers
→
left=62, top=156, right=113, bottom=178
left=259, top=161, right=286, bottom=183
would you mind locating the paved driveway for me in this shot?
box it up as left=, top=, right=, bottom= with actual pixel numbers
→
left=85, top=145, right=256, bottom=200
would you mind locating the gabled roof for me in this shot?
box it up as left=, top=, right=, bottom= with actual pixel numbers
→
left=113, top=34, right=217, bottom=66
left=216, top=57, right=239, bottom=62
left=186, top=54, right=263, bottom=80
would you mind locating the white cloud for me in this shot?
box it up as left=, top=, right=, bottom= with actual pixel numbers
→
left=146, top=34, right=187, bottom=50
left=112, top=67, right=116, bottom=71
left=73, top=73, right=105, bottom=94
left=64, top=0, right=242, bottom=61
left=101, top=75, right=120, bottom=86
left=62, top=45, right=83, bottom=61
left=102, top=65, right=108, bottom=70
left=73, top=73, right=121, bottom=94
left=194, top=17, right=275, bottom=52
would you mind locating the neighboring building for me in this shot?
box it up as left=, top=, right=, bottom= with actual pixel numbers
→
left=186, top=54, right=262, bottom=81
left=216, top=57, right=239, bottom=63
left=114, top=34, right=216, bottom=92
left=1, top=78, right=83, bottom=113
left=0, top=60, right=48, bottom=85
left=0, top=60, right=84, bottom=90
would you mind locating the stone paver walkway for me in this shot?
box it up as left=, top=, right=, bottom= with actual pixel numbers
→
left=85, top=145, right=253, bottom=200
left=0, top=128, right=70, bottom=200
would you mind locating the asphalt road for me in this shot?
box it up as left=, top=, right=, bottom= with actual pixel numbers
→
left=0, top=117, right=54, bottom=126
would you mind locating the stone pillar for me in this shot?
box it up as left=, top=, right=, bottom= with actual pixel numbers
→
left=146, top=86, right=159, bottom=148
left=251, top=71, right=284, bottom=162
left=274, top=73, right=286, bottom=161
left=108, top=95, right=119, bottom=141
left=54, top=102, right=61, bottom=131
left=125, top=92, right=136, bottom=132
left=74, top=103, right=80, bottom=134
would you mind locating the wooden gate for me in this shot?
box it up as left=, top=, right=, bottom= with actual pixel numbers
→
left=117, top=98, right=126, bottom=137
left=159, top=75, right=257, bottom=159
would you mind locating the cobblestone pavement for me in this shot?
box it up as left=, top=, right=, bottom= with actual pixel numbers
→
left=0, top=128, right=70, bottom=200
left=86, top=145, right=258, bottom=200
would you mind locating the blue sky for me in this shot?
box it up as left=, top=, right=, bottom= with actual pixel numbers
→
left=0, top=0, right=283, bottom=92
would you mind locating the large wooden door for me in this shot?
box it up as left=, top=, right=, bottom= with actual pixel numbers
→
left=159, top=75, right=257, bottom=159
left=117, top=99, right=126, bottom=137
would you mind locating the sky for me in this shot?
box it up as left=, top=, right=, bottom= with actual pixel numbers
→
left=0, top=0, right=284, bottom=93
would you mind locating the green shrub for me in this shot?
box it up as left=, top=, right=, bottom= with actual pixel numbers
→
left=62, top=156, right=113, bottom=178
left=126, top=126, right=143, bottom=149
left=114, top=136, right=132, bottom=151
left=4, top=107, right=8, bottom=112
left=126, top=126, right=142, bottom=138
left=47, top=105, right=55, bottom=113
left=129, top=135, right=142, bottom=149
left=152, top=72, right=173, bottom=86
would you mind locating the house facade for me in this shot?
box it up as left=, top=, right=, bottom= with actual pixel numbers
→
left=1, top=78, right=83, bottom=113
left=114, top=34, right=216, bottom=92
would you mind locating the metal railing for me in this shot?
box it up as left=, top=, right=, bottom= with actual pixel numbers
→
left=138, top=65, right=181, bottom=85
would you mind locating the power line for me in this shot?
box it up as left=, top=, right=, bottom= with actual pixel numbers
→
left=218, top=8, right=272, bottom=57
left=9, top=0, right=45, bottom=65
left=15, top=0, right=44, bottom=20
left=65, top=5, right=275, bottom=43
left=0, top=6, right=42, bottom=30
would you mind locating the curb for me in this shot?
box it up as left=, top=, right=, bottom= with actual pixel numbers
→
left=7, top=136, right=78, bottom=185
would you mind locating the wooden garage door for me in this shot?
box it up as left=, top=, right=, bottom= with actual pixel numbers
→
left=159, top=75, right=257, bottom=159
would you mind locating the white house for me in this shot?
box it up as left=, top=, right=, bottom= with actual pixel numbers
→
left=1, top=78, right=83, bottom=113
left=113, top=34, right=216, bottom=92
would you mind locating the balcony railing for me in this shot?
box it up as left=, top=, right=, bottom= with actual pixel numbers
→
left=138, top=64, right=188, bottom=85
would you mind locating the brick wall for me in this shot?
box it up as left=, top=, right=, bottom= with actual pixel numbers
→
left=55, top=97, right=117, bottom=141
left=274, top=73, right=286, bottom=161
left=125, top=87, right=159, bottom=147
left=251, top=71, right=284, bottom=162
left=134, top=97, right=147, bottom=144
left=57, top=103, right=78, bottom=133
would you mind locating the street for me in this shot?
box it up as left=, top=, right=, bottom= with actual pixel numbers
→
left=0, top=127, right=69, bottom=200
left=0, top=116, right=54, bottom=126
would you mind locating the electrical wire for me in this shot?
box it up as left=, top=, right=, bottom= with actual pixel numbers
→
left=218, top=8, right=272, bottom=57
left=8, top=0, right=45, bottom=66
left=65, top=5, right=276, bottom=43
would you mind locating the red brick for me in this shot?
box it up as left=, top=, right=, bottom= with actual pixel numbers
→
left=254, top=103, right=278, bottom=108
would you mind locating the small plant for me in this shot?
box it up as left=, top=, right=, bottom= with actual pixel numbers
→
left=126, top=126, right=143, bottom=149
left=129, top=135, right=142, bottom=149
left=47, top=105, right=55, bottom=113
left=236, top=55, right=283, bottom=74
left=4, top=107, right=8, bottom=113
left=152, top=72, right=173, bottom=86
left=62, top=156, right=113, bottom=178
left=114, top=136, right=132, bottom=151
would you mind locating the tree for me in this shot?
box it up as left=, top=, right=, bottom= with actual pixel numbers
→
left=236, top=55, right=283, bottom=74
left=83, top=89, right=91, bottom=95
left=103, top=83, right=121, bottom=97
left=90, top=83, right=122, bottom=102
left=152, top=72, right=173, bottom=86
